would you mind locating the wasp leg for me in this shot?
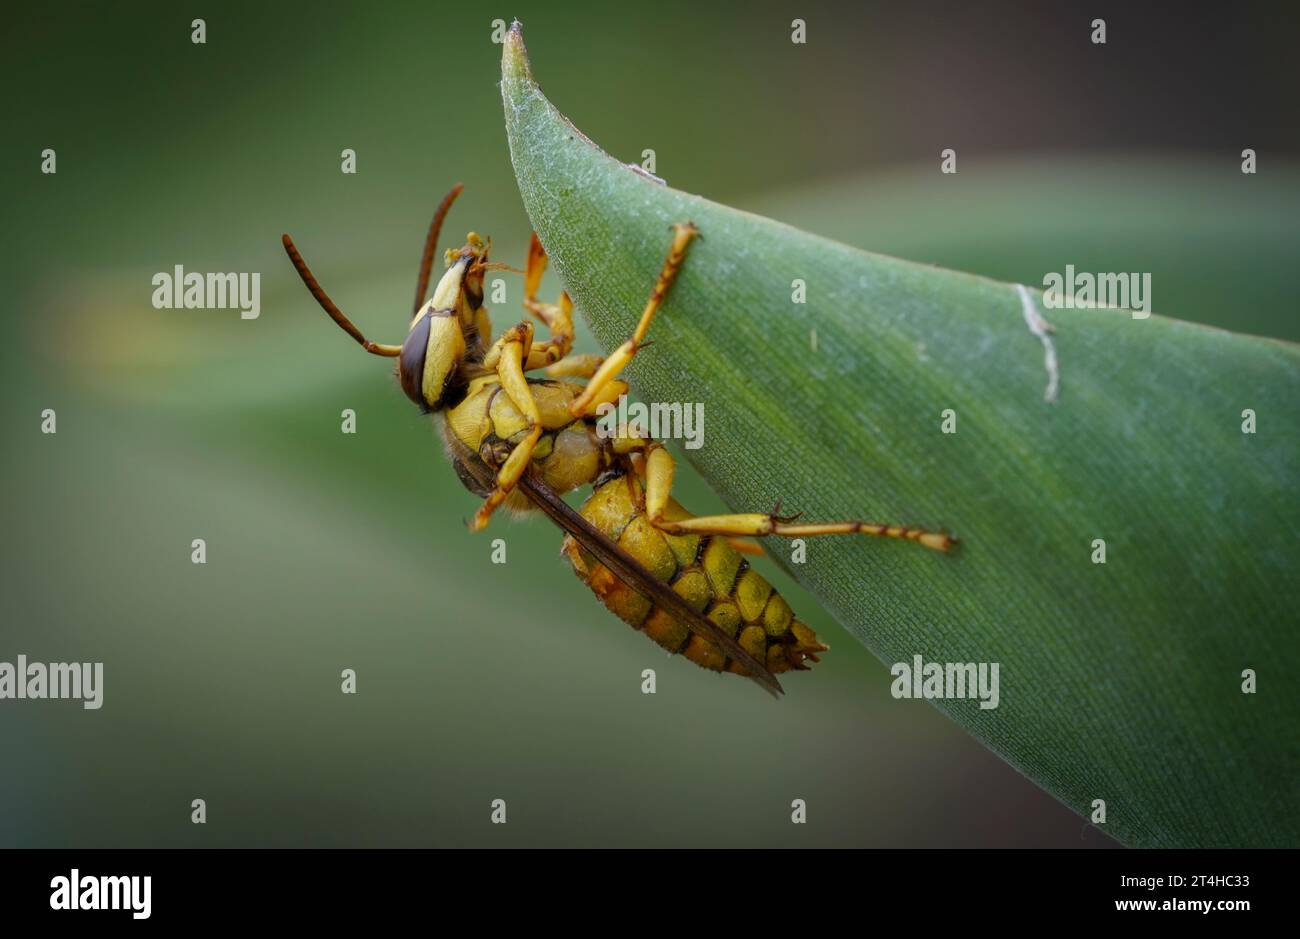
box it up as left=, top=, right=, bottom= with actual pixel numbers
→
left=545, top=352, right=604, bottom=380
left=524, top=297, right=573, bottom=369
left=726, top=538, right=765, bottom=556
left=641, top=444, right=955, bottom=553
left=568, top=222, right=698, bottom=417
left=563, top=378, right=630, bottom=426
left=472, top=322, right=544, bottom=531
left=610, top=425, right=651, bottom=454
left=521, top=233, right=576, bottom=369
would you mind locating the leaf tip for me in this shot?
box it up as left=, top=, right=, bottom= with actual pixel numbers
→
left=501, top=19, right=533, bottom=84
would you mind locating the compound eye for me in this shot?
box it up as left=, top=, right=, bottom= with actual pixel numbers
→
left=398, top=311, right=432, bottom=408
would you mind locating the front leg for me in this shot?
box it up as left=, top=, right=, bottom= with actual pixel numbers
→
left=472, top=322, right=543, bottom=531
left=522, top=233, right=576, bottom=369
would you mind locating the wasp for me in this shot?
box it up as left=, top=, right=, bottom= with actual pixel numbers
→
left=282, top=185, right=954, bottom=696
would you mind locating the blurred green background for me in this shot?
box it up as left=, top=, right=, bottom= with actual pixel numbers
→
left=1, top=1, right=1295, bottom=847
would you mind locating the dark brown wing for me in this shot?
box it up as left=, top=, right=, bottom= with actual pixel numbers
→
left=519, top=475, right=784, bottom=697
left=452, top=449, right=784, bottom=697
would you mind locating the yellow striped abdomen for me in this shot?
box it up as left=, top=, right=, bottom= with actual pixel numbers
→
left=563, top=471, right=828, bottom=676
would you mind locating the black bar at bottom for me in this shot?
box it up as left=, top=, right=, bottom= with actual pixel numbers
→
left=0, top=847, right=1285, bottom=925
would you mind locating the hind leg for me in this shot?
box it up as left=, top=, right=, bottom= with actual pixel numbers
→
left=640, top=444, right=955, bottom=553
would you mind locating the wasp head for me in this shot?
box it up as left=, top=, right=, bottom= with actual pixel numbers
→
left=282, top=183, right=495, bottom=415
left=397, top=233, right=492, bottom=412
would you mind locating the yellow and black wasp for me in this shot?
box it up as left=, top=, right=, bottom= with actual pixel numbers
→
left=282, top=185, right=954, bottom=696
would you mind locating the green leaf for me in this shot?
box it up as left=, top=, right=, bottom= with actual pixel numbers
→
left=501, top=24, right=1299, bottom=847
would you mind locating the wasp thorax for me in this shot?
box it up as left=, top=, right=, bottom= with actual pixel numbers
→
left=398, top=257, right=471, bottom=411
